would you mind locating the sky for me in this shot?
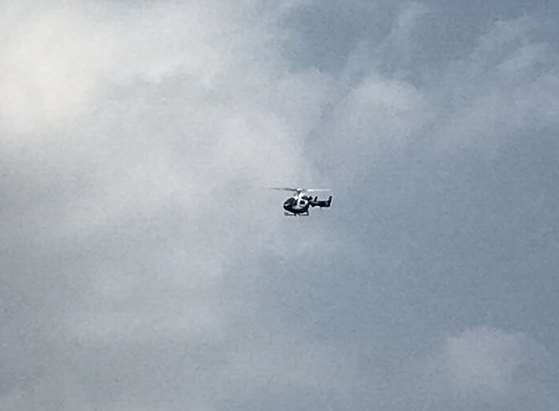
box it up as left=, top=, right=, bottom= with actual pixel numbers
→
left=1, top=0, right=558, bottom=410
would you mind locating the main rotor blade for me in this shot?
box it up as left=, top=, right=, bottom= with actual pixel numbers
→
left=304, top=188, right=331, bottom=192
left=268, top=187, right=332, bottom=193
left=268, top=187, right=300, bottom=192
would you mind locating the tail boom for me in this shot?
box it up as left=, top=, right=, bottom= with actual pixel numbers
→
left=311, top=195, right=332, bottom=208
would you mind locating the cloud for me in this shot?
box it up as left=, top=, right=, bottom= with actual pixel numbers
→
left=390, top=327, right=556, bottom=410
left=444, top=327, right=548, bottom=398
left=1, top=1, right=559, bottom=410
left=405, top=327, right=555, bottom=410
left=0, top=2, right=118, bottom=134
left=0, top=1, right=340, bottom=409
left=313, top=12, right=559, bottom=192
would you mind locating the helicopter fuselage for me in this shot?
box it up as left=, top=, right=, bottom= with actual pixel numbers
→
left=283, top=193, right=332, bottom=215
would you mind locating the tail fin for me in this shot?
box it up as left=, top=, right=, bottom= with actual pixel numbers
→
left=327, top=196, right=332, bottom=207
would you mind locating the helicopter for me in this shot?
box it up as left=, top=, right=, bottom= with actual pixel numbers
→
left=270, top=187, right=333, bottom=216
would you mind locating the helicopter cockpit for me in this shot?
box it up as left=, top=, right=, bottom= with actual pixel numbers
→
left=283, top=197, right=296, bottom=208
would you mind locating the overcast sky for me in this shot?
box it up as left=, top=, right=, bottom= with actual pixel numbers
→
left=1, top=1, right=558, bottom=410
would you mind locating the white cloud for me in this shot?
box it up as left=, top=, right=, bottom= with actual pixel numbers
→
left=408, top=327, right=554, bottom=410
left=444, top=327, right=547, bottom=399
left=0, top=1, right=339, bottom=409
left=0, top=2, right=118, bottom=134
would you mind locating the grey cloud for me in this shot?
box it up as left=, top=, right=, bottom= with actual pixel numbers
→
left=403, top=327, right=557, bottom=411
left=1, top=1, right=558, bottom=410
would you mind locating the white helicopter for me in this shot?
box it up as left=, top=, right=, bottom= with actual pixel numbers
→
left=270, top=187, right=333, bottom=216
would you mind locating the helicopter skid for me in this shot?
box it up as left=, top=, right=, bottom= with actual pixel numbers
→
left=284, top=212, right=309, bottom=217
